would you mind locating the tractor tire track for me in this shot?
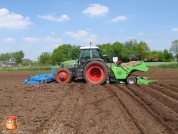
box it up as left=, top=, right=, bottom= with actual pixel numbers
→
left=106, top=84, right=172, bottom=134
left=103, top=85, right=143, bottom=134
left=64, top=83, right=86, bottom=134
left=78, top=84, right=142, bottom=134
left=33, top=84, right=73, bottom=134
left=33, top=83, right=86, bottom=134
left=125, top=85, right=178, bottom=133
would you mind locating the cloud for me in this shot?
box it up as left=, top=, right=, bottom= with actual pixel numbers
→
left=38, top=14, right=70, bottom=22
left=64, top=30, right=98, bottom=42
left=23, top=37, right=39, bottom=43
left=0, top=8, right=32, bottom=29
left=111, top=15, right=127, bottom=22
left=50, top=31, right=55, bottom=34
left=171, top=28, right=178, bottom=32
left=82, top=4, right=109, bottom=17
left=138, top=32, right=144, bottom=35
left=3, top=38, right=16, bottom=42
left=45, top=37, right=62, bottom=43
left=64, top=30, right=88, bottom=39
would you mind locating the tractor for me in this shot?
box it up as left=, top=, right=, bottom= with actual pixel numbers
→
left=55, top=46, right=157, bottom=85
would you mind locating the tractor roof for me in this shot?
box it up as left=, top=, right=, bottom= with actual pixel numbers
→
left=80, top=46, right=99, bottom=49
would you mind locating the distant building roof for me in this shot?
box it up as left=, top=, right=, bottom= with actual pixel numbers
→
left=22, top=59, right=32, bottom=63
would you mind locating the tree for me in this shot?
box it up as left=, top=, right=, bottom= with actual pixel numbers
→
left=124, top=39, right=138, bottom=61
left=13, top=51, right=24, bottom=64
left=136, top=41, right=150, bottom=60
left=162, top=49, right=173, bottom=61
left=38, top=52, right=51, bottom=65
left=170, top=40, right=178, bottom=61
left=51, top=44, right=76, bottom=65
left=0, top=52, right=12, bottom=61
left=97, top=43, right=113, bottom=57
left=69, top=45, right=80, bottom=60
left=147, top=50, right=164, bottom=61
left=112, top=41, right=127, bottom=60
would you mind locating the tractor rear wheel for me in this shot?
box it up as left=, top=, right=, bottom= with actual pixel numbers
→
left=84, top=61, right=108, bottom=84
left=126, top=76, right=136, bottom=85
left=55, top=68, right=71, bottom=83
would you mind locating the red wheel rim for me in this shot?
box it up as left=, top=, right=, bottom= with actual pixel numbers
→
left=57, top=71, right=69, bottom=82
left=86, top=65, right=105, bottom=83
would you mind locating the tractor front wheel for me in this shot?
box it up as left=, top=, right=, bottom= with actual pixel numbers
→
left=55, top=68, right=71, bottom=83
left=126, top=76, right=136, bottom=85
left=84, top=61, right=108, bottom=84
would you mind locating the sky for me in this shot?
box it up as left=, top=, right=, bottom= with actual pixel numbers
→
left=0, top=0, right=178, bottom=61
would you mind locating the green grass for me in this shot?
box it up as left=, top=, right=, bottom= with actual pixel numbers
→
left=0, top=66, right=59, bottom=72
left=0, top=62, right=178, bottom=72
left=145, top=62, right=178, bottom=69
left=145, top=62, right=178, bottom=66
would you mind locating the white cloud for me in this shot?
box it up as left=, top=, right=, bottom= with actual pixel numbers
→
left=0, top=8, right=32, bottom=29
left=45, top=37, right=62, bottom=43
left=138, top=32, right=144, bottom=35
left=3, top=38, right=16, bottom=42
left=50, top=31, right=55, bottom=34
left=38, top=14, right=70, bottom=22
left=90, top=34, right=97, bottom=38
left=111, top=15, right=127, bottom=22
left=23, top=37, right=39, bottom=43
left=82, top=4, right=109, bottom=17
left=171, top=28, right=178, bottom=32
left=64, top=30, right=98, bottom=42
left=64, top=30, right=88, bottom=39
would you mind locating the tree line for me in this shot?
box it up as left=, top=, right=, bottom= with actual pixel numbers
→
left=0, top=39, right=178, bottom=65
left=0, top=51, right=24, bottom=64
left=37, top=39, right=178, bottom=65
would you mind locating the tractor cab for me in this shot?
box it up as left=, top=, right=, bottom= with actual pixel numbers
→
left=78, top=46, right=100, bottom=66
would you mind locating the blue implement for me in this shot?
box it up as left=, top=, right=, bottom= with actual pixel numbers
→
left=22, top=67, right=55, bottom=84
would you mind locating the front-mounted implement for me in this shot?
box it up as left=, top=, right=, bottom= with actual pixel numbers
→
left=22, top=67, right=55, bottom=84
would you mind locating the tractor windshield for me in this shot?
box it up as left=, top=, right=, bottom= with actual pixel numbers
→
left=80, top=48, right=100, bottom=64
left=92, top=49, right=100, bottom=58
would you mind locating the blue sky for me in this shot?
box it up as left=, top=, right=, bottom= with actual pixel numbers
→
left=0, top=0, right=178, bottom=60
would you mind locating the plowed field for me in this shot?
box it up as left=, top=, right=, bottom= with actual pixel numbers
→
left=0, top=69, right=178, bottom=134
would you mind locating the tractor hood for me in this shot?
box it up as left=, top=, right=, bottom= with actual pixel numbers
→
left=60, top=60, right=78, bottom=68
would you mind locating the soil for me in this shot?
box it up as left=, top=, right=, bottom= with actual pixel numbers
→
left=0, top=68, right=178, bottom=134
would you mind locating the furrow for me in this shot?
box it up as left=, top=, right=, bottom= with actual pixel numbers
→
left=111, top=84, right=172, bottom=134
left=148, top=84, right=178, bottom=101
left=126, top=84, right=178, bottom=133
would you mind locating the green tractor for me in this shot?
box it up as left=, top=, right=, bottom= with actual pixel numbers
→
left=55, top=46, right=157, bottom=85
